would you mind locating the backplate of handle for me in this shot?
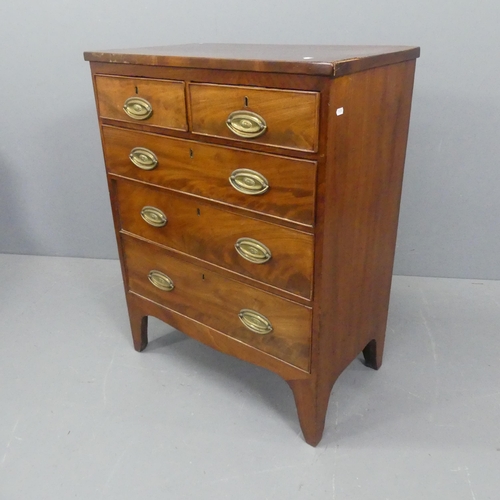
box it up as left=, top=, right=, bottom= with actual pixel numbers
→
left=148, top=270, right=174, bottom=291
left=238, top=309, right=273, bottom=335
left=229, top=169, right=269, bottom=195
left=129, top=147, right=158, bottom=170
left=123, top=97, right=153, bottom=120
left=140, top=206, right=167, bottom=227
left=235, top=238, right=272, bottom=264
left=226, top=110, right=267, bottom=139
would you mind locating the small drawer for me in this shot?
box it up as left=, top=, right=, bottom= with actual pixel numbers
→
left=122, top=234, right=312, bottom=370
left=95, top=75, right=187, bottom=131
left=189, top=83, right=319, bottom=152
left=115, top=180, right=314, bottom=299
left=102, top=126, right=316, bottom=227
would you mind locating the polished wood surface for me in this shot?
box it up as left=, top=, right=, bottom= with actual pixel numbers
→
left=122, top=234, right=312, bottom=370
left=95, top=75, right=187, bottom=130
left=126, top=291, right=310, bottom=380
left=291, top=60, right=418, bottom=446
left=115, top=179, right=314, bottom=299
left=92, top=63, right=329, bottom=160
left=102, top=125, right=317, bottom=226
left=86, top=44, right=419, bottom=446
left=189, top=83, right=319, bottom=151
left=85, top=44, right=420, bottom=77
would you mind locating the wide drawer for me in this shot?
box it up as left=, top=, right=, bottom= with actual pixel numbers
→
left=115, top=179, right=314, bottom=299
left=95, top=75, right=187, bottom=131
left=122, top=234, right=312, bottom=370
left=103, top=126, right=316, bottom=227
left=189, top=83, right=319, bottom=152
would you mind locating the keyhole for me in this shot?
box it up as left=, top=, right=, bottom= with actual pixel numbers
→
left=202, top=274, right=205, bottom=280
left=244, top=96, right=249, bottom=107
left=135, top=86, right=139, bottom=94
left=189, top=148, right=194, bottom=159
left=197, top=208, right=201, bottom=216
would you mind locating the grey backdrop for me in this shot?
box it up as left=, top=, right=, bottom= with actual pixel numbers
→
left=1, top=0, right=499, bottom=279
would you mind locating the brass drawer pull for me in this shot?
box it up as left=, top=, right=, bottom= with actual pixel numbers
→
left=141, top=206, right=167, bottom=227
left=226, top=111, right=267, bottom=139
left=235, top=237, right=271, bottom=264
left=239, top=309, right=273, bottom=335
left=123, top=97, right=153, bottom=120
left=148, top=270, right=174, bottom=291
left=129, top=147, right=158, bottom=170
left=229, top=169, right=269, bottom=195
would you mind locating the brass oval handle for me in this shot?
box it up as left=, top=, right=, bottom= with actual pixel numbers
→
left=123, top=97, right=153, bottom=120
left=226, top=111, right=267, bottom=139
left=229, top=169, right=269, bottom=195
left=148, top=270, right=174, bottom=291
left=129, top=147, right=158, bottom=170
left=140, top=206, right=167, bottom=227
left=239, top=309, right=273, bottom=335
left=235, top=237, right=271, bottom=264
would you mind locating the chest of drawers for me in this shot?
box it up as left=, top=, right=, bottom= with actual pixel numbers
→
left=84, top=44, right=419, bottom=446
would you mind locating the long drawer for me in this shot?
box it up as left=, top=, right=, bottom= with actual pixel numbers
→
left=122, top=234, right=312, bottom=370
left=115, top=179, right=314, bottom=299
left=95, top=75, right=187, bottom=131
left=102, top=126, right=316, bottom=227
left=189, top=83, right=320, bottom=152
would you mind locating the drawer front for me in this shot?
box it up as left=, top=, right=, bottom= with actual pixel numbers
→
left=95, top=75, right=187, bottom=131
left=115, top=180, right=314, bottom=299
left=122, top=235, right=312, bottom=370
left=189, top=84, right=319, bottom=152
left=103, top=126, right=316, bottom=227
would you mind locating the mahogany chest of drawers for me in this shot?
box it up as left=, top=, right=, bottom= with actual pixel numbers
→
left=84, top=44, right=419, bottom=446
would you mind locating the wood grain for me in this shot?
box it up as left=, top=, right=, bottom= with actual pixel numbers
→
left=90, top=62, right=330, bottom=160
left=102, top=125, right=317, bottom=227
left=189, top=83, right=319, bottom=152
left=287, top=60, right=418, bottom=445
left=95, top=75, right=187, bottom=130
left=125, top=291, right=310, bottom=380
left=122, top=234, right=312, bottom=370
left=86, top=45, right=419, bottom=446
left=115, top=179, right=314, bottom=299
left=84, top=44, right=420, bottom=77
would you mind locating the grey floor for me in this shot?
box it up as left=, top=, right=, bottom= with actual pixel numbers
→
left=1, top=253, right=499, bottom=500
